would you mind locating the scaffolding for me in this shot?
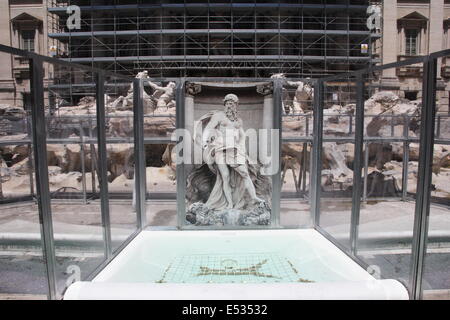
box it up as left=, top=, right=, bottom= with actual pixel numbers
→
left=47, top=0, right=381, bottom=79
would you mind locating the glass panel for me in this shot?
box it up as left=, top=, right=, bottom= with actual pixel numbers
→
left=281, top=142, right=311, bottom=227
left=0, top=52, right=48, bottom=299
left=44, top=62, right=105, bottom=298
left=356, top=66, right=423, bottom=294
left=184, top=82, right=274, bottom=227
left=422, top=56, right=450, bottom=300
left=318, top=78, right=357, bottom=250
left=104, top=75, right=138, bottom=250
left=142, top=79, right=177, bottom=227
left=281, top=79, right=313, bottom=138
left=280, top=79, right=313, bottom=227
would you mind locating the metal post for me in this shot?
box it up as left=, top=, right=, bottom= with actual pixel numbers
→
left=90, top=143, right=96, bottom=195
left=79, top=122, right=87, bottom=204
left=305, top=114, right=309, bottom=136
left=133, top=78, right=147, bottom=229
left=350, top=75, right=365, bottom=255
left=272, top=79, right=282, bottom=227
left=0, top=160, right=3, bottom=199
left=391, top=114, right=395, bottom=137
left=436, top=114, right=441, bottom=139
left=28, top=144, right=35, bottom=197
left=88, top=116, right=96, bottom=195
left=363, top=142, right=369, bottom=202
left=176, top=80, right=186, bottom=229
left=402, top=115, right=410, bottom=201
left=310, top=81, right=324, bottom=227
left=26, top=116, right=35, bottom=197
left=29, top=57, right=58, bottom=300
left=410, top=58, right=437, bottom=300
left=299, top=142, right=308, bottom=194
left=95, top=72, right=112, bottom=259
left=302, top=143, right=308, bottom=193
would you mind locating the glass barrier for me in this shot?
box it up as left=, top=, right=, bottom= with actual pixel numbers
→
left=280, top=141, right=311, bottom=227
left=280, top=79, right=313, bottom=227
left=281, top=79, right=313, bottom=139
left=318, top=78, right=358, bottom=250
left=0, top=44, right=448, bottom=299
left=44, top=62, right=105, bottom=298
left=104, top=75, right=138, bottom=250
left=0, top=52, right=48, bottom=299
left=422, top=55, right=450, bottom=300
left=356, top=64, right=424, bottom=294
left=142, top=79, right=177, bottom=227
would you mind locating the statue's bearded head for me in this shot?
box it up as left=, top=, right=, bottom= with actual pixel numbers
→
left=223, top=94, right=239, bottom=121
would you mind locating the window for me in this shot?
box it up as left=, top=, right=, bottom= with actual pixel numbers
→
left=405, top=91, right=418, bottom=101
left=405, top=29, right=419, bottom=56
left=21, top=30, right=35, bottom=52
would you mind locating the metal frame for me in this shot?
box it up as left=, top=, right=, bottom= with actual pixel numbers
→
left=0, top=44, right=142, bottom=299
left=308, top=49, right=449, bottom=300
left=133, top=78, right=147, bottom=229
left=0, top=43, right=449, bottom=300
left=175, top=80, right=186, bottom=229
left=46, top=0, right=378, bottom=80
left=350, top=73, right=365, bottom=256
left=409, top=54, right=438, bottom=300
left=272, top=79, right=283, bottom=227
left=310, top=80, right=324, bottom=226
left=29, top=56, right=58, bottom=300
left=95, top=72, right=112, bottom=260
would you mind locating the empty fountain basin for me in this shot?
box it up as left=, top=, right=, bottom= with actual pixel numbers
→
left=64, top=229, right=409, bottom=300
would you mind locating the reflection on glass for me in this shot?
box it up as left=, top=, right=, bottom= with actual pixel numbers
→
left=44, top=63, right=106, bottom=298
left=0, top=53, right=48, bottom=299
left=105, top=76, right=138, bottom=251
left=422, top=70, right=450, bottom=299
left=356, top=68, right=422, bottom=294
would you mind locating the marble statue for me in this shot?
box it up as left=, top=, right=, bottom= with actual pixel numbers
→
left=111, top=70, right=150, bottom=110
left=149, top=81, right=176, bottom=110
left=270, top=73, right=314, bottom=114
left=270, top=73, right=292, bottom=114
left=186, top=94, right=272, bottom=226
left=287, top=79, right=314, bottom=114
left=200, top=94, right=263, bottom=210
left=109, top=72, right=176, bottom=112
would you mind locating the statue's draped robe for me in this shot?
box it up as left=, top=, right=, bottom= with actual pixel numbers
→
left=193, top=111, right=261, bottom=211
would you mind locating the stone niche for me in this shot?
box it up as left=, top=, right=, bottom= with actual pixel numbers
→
left=184, top=81, right=274, bottom=227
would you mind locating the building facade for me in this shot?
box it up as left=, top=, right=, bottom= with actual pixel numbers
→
left=0, top=0, right=48, bottom=108
left=381, top=0, right=450, bottom=111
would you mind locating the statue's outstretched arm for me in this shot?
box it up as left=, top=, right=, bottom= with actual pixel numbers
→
left=149, top=81, right=164, bottom=92
left=286, top=80, right=302, bottom=87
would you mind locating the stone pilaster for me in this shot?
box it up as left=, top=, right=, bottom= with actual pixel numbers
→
left=185, top=82, right=202, bottom=137
left=256, top=83, right=274, bottom=130
left=429, top=0, right=444, bottom=78
left=0, top=1, right=12, bottom=81
left=381, top=0, right=400, bottom=89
